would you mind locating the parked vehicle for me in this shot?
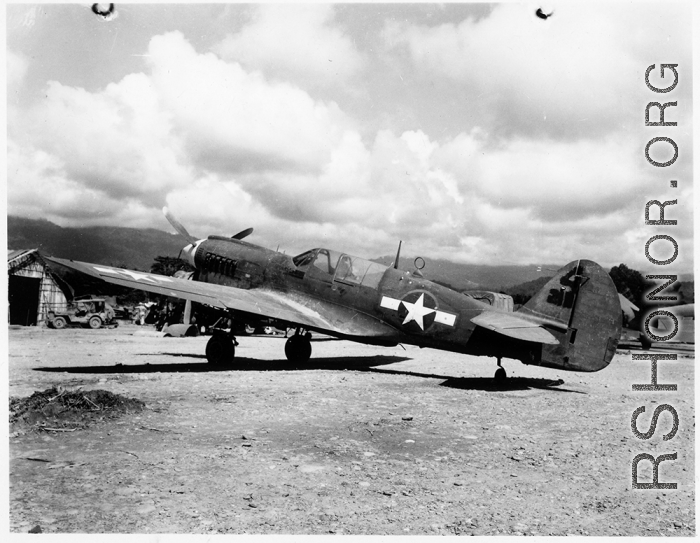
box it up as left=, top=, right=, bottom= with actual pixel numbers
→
left=47, top=297, right=118, bottom=330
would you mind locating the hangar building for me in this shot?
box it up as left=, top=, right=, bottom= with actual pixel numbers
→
left=8, top=249, right=71, bottom=326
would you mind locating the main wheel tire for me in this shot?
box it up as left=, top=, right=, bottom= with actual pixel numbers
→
left=88, top=316, right=102, bottom=329
left=206, top=335, right=235, bottom=366
left=52, top=316, right=67, bottom=330
left=285, top=335, right=312, bottom=363
left=494, top=367, right=507, bottom=384
left=640, top=335, right=653, bottom=350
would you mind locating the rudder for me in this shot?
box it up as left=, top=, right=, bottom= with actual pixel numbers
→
left=517, top=260, right=622, bottom=372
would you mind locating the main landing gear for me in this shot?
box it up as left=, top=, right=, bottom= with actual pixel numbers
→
left=285, top=330, right=312, bottom=363
left=203, top=323, right=312, bottom=366
left=205, top=333, right=239, bottom=366
left=494, top=357, right=507, bottom=384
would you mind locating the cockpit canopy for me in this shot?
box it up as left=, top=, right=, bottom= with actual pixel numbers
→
left=293, top=248, right=388, bottom=289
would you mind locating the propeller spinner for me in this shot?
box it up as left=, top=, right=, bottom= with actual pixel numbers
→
left=163, top=207, right=203, bottom=267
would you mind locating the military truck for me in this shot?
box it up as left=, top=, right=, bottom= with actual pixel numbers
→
left=47, top=297, right=118, bottom=330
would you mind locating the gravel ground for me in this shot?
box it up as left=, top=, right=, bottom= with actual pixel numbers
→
left=8, top=324, right=695, bottom=535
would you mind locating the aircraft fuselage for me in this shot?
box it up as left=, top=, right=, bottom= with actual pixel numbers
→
left=189, top=235, right=540, bottom=364
left=46, top=226, right=622, bottom=374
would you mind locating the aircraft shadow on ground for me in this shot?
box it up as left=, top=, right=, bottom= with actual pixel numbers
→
left=243, top=335, right=340, bottom=342
left=34, top=356, right=585, bottom=393
left=439, top=376, right=586, bottom=394
left=32, top=355, right=411, bottom=374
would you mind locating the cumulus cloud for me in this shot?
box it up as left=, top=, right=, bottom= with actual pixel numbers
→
left=7, top=31, right=373, bottom=242
left=8, top=31, right=362, bottom=220
left=437, top=133, right=656, bottom=221
left=382, top=3, right=693, bottom=139
left=13, top=72, right=192, bottom=207
left=165, top=174, right=272, bottom=237
left=148, top=31, right=356, bottom=174
left=233, top=130, right=373, bottom=224
left=7, top=49, right=28, bottom=90
left=7, top=139, right=159, bottom=228
left=6, top=7, right=693, bottom=271
left=213, top=4, right=365, bottom=89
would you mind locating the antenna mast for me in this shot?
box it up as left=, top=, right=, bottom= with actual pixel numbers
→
left=393, top=240, right=402, bottom=269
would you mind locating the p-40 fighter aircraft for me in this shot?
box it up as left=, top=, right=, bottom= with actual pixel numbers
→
left=48, top=209, right=622, bottom=382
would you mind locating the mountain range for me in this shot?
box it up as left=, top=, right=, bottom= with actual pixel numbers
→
left=9, top=216, right=561, bottom=289
left=372, top=255, right=557, bottom=291
left=8, top=216, right=185, bottom=271
left=8, top=216, right=692, bottom=292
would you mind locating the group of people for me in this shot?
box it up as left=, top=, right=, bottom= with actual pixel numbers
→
left=132, top=301, right=182, bottom=329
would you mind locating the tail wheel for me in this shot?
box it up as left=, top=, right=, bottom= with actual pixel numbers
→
left=88, top=316, right=102, bottom=329
left=285, top=333, right=312, bottom=363
left=52, top=316, right=67, bottom=330
left=494, top=367, right=507, bottom=384
left=206, top=334, right=235, bottom=365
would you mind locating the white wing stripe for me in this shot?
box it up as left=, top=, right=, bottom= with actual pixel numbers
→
left=380, top=296, right=401, bottom=310
left=435, top=312, right=456, bottom=326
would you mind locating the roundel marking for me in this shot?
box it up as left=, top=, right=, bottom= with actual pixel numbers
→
left=397, top=290, right=439, bottom=331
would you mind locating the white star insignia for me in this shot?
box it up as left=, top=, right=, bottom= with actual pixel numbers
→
left=380, top=294, right=457, bottom=328
left=401, top=293, right=436, bottom=331
left=94, top=266, right=172, bottom=283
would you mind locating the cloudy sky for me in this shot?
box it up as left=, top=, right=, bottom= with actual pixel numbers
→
left=6, top=2, right=694, bottom=272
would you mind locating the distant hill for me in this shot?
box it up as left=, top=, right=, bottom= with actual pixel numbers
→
left=501, top=275, right=553, bottom=305
left=8, top=216, right=184, bottom=271
left=12, top=216, right=689, bottom=300
left=8, top=216, right=564, bottom=289
left=372, top=255, right=560, bottom=290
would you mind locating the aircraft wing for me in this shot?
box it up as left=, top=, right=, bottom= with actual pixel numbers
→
left=46, top=258, right=397, bottom=339
left=471, top=311, right=560, bottom=345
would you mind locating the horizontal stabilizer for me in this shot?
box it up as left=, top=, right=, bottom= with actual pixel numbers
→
left=471, top=312, right=559, bottom=345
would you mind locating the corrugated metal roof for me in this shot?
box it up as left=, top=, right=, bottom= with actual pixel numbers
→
left=8, top=248, right=36, bottom=263
left=8, top=248, right=74, bottom=299
left=8, top=248, right=42, bottom=273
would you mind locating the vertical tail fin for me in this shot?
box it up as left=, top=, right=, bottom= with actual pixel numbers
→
left=517, top=260, right=622, bottom=372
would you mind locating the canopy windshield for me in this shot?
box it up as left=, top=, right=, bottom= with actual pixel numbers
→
left=292, top=248, right=342, bottom=274
left=293, top=248, right=388, bottom=289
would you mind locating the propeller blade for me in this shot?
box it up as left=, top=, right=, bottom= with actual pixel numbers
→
left=163, top=207, right=197, bottom=244
left=232, top=227, right=254, bottom=240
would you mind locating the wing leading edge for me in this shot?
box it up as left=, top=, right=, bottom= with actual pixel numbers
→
left=46, top=257, right=397, bottom=340
left=470, top=311, right=560, bottom=345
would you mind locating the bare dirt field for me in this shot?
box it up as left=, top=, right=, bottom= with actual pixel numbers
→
left=8, top=324, right=695, bottom=535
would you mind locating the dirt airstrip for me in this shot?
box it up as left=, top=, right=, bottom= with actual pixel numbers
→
left=8, top=324, right=695, bottom=535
